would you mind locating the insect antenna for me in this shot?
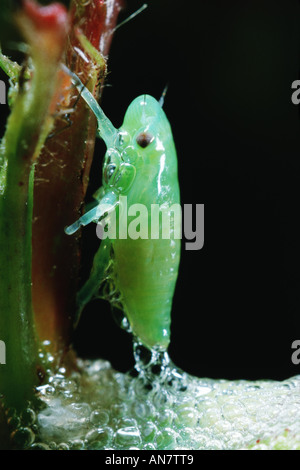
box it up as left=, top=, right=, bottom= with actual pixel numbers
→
left=114, top=4, right=148, bottom=33
left=61, top=64, right=118, bottom=148
left=159, top=83, right=169, bottom=108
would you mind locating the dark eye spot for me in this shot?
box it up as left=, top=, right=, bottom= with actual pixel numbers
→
left=136, top=132, right=154, bottom=148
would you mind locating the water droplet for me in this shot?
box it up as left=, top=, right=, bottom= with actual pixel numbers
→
left=111, top=306, right=131, bottom=332
left=121, top=316, right=131, bottom=332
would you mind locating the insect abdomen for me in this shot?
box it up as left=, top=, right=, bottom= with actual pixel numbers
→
left=113, top=235, right=180, bottom=350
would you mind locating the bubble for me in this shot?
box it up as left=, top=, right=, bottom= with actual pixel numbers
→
left=133, top=342, right=153, bottom=370
left=175, top=407, right=198, bottom=428
left=90, top=410, right=109, bottom=426
left=21, top=408, right=36, bottom=426
left=167, top=368, right=189, bottom=392
left=110, top=306, right=131, bottom=332
left=114, top=426, right=142, bottom=447
left=153, top=389, right=172, bottom=409
left=67, top=402, right=91, bottom=418
left=133, top=376, right=154, bottom=397
left=120, top=316, right=131, bottom=332
left=85, top=429, right=101, bottom=443
left=48, top=441, right=58, bottom=450
left=16, top=357, right=300, bottom=451
left=208, top=439, right=224, bottom=450
left=10, top=427, right=35, bottom=448
left=29, top=443, right=51, bottom=450
left=131, top=401, right=154, bottom=421
left=57, top=443, right=70, bottom=450
left=226, top=431, right=245, bottom=449
left=69, top=439, right=85, bottom=450
left=4, top=407, right=17, bottom=421
left=85, top=427, right=113, bottom=449
left=7, top=415, right=21, bottom=430
left=110, top=403, right=127, bottom=419
left=143, top=442, right=156, bottom=450
left=156, top=428, right=178, bottom=450
left=157, top=409, right=175, bottom=427
left=141, top=421, right=157, bottom=442
left=117, top=417, right=137, bottom=428
left=37, top=384, right=55, bottom=396
left=176, top=427, right=196, bottom=448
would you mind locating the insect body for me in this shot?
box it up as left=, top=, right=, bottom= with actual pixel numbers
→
left=63, top=65, right=180, bottom=351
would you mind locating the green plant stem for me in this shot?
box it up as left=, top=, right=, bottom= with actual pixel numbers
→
left=0, top=59, right=60, bottom=412
left=0, top=159, right=39, bottom=412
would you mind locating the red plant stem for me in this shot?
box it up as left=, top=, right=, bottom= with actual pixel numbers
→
left=31, top=0, right=122, bottom=359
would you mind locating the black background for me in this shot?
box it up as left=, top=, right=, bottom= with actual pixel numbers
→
left=1, top=0, right=300, bottom=381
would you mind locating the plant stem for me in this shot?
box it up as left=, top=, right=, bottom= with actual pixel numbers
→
left=0, top=156, right=40, bottom=412
left=0, top=0, right=69, bottom=412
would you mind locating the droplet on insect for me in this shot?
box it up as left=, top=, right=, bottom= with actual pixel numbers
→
left=104, top=148, right=121, bottom=167
left=121, top=316, right=132, bottom=332
left=111, top=307, right=131, bottom=332
left=104, top=163, right=118, bottom=184
left=115, top=130, right=131, bottom=149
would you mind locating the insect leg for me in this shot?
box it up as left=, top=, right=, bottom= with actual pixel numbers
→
left=82, top=186, right=105, bottom=215
left=92, top=186, right=105, bottom=201
left=61, top=64, right=118, bottom=148
left=75, top=238, right=111, bottom=327
left=46, top=76, right=90, bottom=140
left=65, top=190, right=118, bottom=235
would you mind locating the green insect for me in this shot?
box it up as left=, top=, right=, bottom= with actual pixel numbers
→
left=63, top=65, right=181, bottom=351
